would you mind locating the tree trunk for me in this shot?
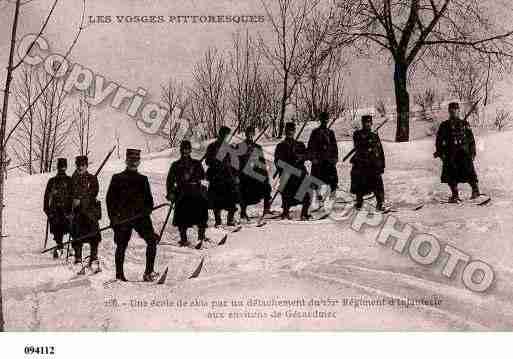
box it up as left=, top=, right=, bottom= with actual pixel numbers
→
left=393, top=62, right=410, bottom=142
left=0, top=0, right=22, bottom=332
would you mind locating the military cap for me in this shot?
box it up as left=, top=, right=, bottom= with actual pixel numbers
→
left=57, top=158, right=67, bottom=168
left=75, top=155, right=88, bottom=166
left=126, top=148, right=141, bottom=161
left=448, top=102, right=460, bottom=110
left=319, top=111, right=329, bottom=122
left=180, top=140, right=192, bottom=151
left=285, top=122, right=296, bottom=131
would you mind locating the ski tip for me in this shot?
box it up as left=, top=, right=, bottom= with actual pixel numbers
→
left=189, top=257, right=204, bottom=279
left=218, top=234, right=228, bottom=245
left=477, top=197, right=491, bottom=206
left=157, top=267, right=169, bottom=285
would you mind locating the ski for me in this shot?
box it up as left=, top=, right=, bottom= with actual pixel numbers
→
left=437, top=194, right=490, bottom=206
left=102, top=257, right=205, bottom=286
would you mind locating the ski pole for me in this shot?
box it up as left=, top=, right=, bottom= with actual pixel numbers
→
left=43, top=219, right=49, bottom=249
left=157, top=203, right=174, bottom=241
left=42, top=203, right=170, bottom=254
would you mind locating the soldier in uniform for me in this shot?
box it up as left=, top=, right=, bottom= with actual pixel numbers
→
left=236, top=126, right=273, bottom=221
left=274, top=122, right=311, bottom=220
left=307, top=111, right=339, bottom=208
left=205, top=126, right=239, bottom=227
left=43, top=158, right=72, bottom=259
left=434, top=102, right=480, bottom=202
left=350, top=115, right=386, bottom=211
left=166, top=140, right=209, bottom=246
left=70, top=155, right=102, bottom=272
left=106, top=149, right=160, bottom=282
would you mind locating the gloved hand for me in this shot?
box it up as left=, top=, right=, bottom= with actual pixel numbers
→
left=433, top=152, right=440, bottom=159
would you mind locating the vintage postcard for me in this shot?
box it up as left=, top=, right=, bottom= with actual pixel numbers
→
left=1, top=0, right=513, bottom=336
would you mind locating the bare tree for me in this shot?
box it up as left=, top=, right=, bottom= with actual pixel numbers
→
left=259, top=0, right=325, bottom=138
left=332, top=0, right=513, bottom=142
left=160, top=78, right=190, bottom=147
left=190, top=47, right=228, bottom=139
left=294, top=6, right=349, bottom=124
left=414, top=88, right=437, bottom=122
left=71, top=92, right=93, bottom=157
left=494, top=108, right=512, bottom=131
left=228, top=31, right=270, bottom=133
left=0, top=0, right=86, bottom=330
left=13, top=66, right=71, bottom=174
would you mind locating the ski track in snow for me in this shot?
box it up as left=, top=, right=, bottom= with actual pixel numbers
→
left=4, top=132, right=513, bottom=330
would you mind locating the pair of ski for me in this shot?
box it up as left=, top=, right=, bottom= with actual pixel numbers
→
left=437, top=194, right=491, bottom=206
left=102, top=257, right=205, bottom=287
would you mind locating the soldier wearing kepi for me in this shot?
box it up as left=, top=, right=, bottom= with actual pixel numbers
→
left=236, top=126, right=273, bottom=222
left=274, top=122, right=311, bottom=220
left=70, top=155, right=102, bottom=273
left=205, top=126, right=239, bottom=227
left=43, top=158, right=72, bottom=259
left=434, top=102, right=480, bottom=202
left=307, top=111, right=339, bottom=208
left=166, top=140, right=209, bottom=247
left=106, top=149, right=160, bottom=282
left=350, top=115, right=386, bottom=211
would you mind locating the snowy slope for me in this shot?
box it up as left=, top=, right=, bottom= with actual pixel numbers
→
left=3, top=130, right=513, bottom=330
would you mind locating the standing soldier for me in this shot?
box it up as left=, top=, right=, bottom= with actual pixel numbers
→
left=236, top=126, right=273, bottom=222
left=350, top=115, right=386, bottom=211
left=307, top=111, right=339, bottom=208
left=166, top=140, right=209, bottom=246
left=434, top=102, right=480, bottom=202
left=106, top=149, right=160, bottom=282
left=205, top=126, right=239, bottom=227
left=43, top=158, right=72, bottom=259
left=274, top=122, right=311, bottom=220
left=70, top=155, right=102, bottom=273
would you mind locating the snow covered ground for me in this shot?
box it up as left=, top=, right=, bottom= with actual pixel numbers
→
left=3, top=130, right=513, bottom=330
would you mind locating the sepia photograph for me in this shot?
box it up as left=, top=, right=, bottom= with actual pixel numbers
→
left=1, top=0, right=513, bottom=354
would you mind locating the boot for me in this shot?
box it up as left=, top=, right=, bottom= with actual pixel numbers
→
left=470, top=182, right=480, bottom=199
left=355, top=194, right=364, bottom=210
left=115, top=243, right=127, bottom=281
left=178, top=227, right=189, bottom=246
left=143, top=271, right=160, bottom=282
left=240, top=205, right=250, bottom=222
left=300, top=202, right=311, bottom=221
left=198, top=226, right=209, bottom=242
left=449, top=184, right=460, bottom=203
left=89, top=260, right=101, bottom=274
left=116, top=273, right=128, bottom=282
left=226, top=210, right=236, bottom=226
left=281, top=203, right=292, bottom=220
left=214, top=209, right=222, bottom=227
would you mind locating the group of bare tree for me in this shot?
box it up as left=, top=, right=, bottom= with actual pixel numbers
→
left=10, top=65, right=93, bottom=175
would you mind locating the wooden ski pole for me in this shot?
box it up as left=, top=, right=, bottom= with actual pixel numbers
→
left=43, top=219, right=49, bottom=249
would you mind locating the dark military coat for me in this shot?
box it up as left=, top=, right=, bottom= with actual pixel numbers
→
left=435, top=118, right=478, bottom=184
left=166, top=157, right=208, bottom=227
left=350, top=129, right=385, bottom=194
left=43, top=172, right=72, bottom=234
